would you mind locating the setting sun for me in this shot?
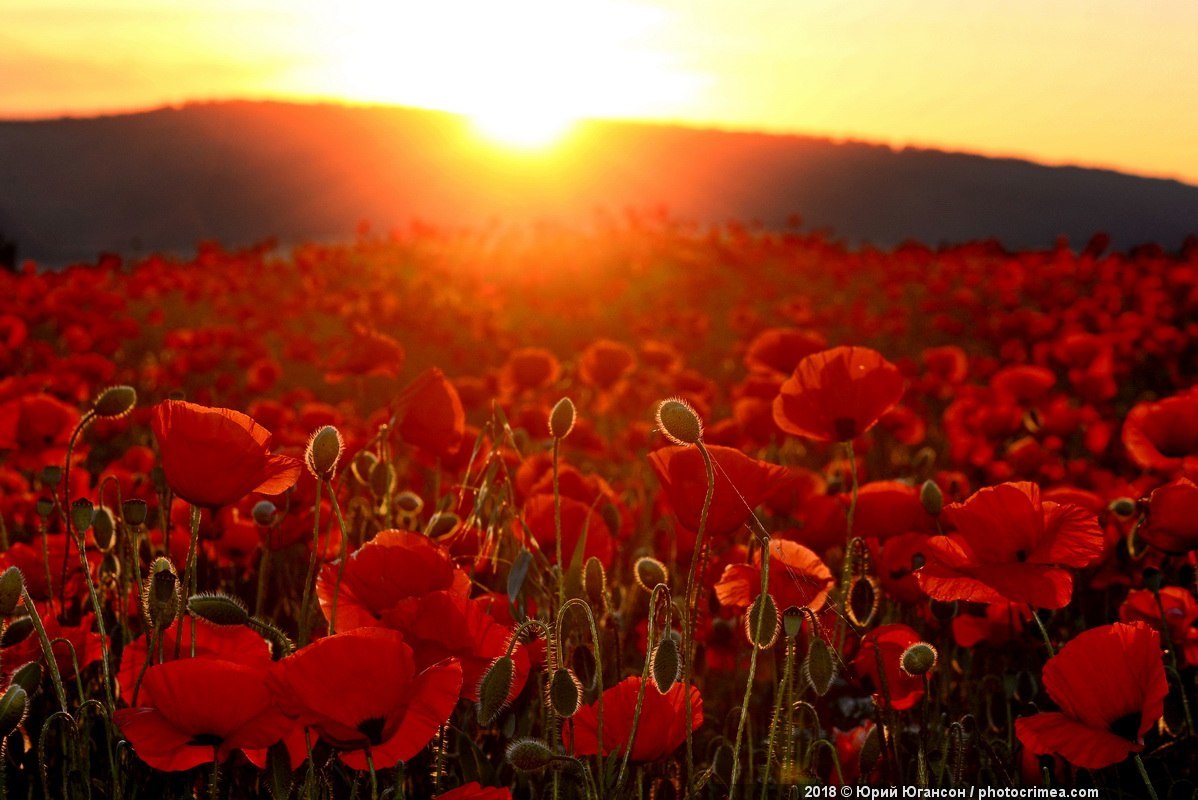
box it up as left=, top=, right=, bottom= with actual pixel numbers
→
left=468, top=105, right=576, bottom=149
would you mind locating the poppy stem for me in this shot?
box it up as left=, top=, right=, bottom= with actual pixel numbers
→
left=254, top=547, right=270, bottom=619
left=208, top=753, right=221, bottom=800
left=836, top=440, right=860, bottom=651
left=730, top=542, right=771, bottom=795
left=616, top=582, right=668, bottom=791
left=179, top=504, right=202, bottom=659
left=298, top=478, right=324, bottom=647
left=365, top=748, right=379, bottom=800
left=20, top=586, right=68, bottom=713
left=680, top=441, right=714, bottom=797
left=558, top=598, right=605, bottom=798
left=1134, top=754, right=1159, bottom=800
left=327, top=487, right=351, bottom=635
left=1031, top=611, right=1055, bottom=657
left=59, top=410, right=94, bottom=616
left=37, top=516, right=56, bottom=620
left=553, top=438, right=564, bottom=608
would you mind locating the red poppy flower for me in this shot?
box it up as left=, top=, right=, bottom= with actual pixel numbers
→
left=847, top=481, right=935, bottom=541
left=0, top=393, right=80, bottom=470
left=1015, top=622, right=1167, bottom=769
left=115, top=658, right=292, bottom=771
left=715, top=539, right=834, bottom=616
left=519, top=492, right=614, bottom=568
left=648, top=445, right=790, bottom=540
left=1122, top=391, right=1198, bottom=473
left=271, top=627, right=462, bottom=769
left=435, top=783, right=512, bottom=800
left=743, top=327, right=827, bottom=378
left=397, top=368, right=465, bottom=458
left=916, top=482, right=1104, bottom=609
left=565, top=676, right=702, bottom=762
left=951, top=599, right=1033, bottom=648
left=852, top=623, right=925, bottom=711
left=117, top=617, right=273, bottom=699
left=1119, top=587, right=1198, bottom=667
left=151, top=400, right=302, bottom=508
left=500, top=348, right=560, bottom=395
left=578, top=339, right=636, bottom=392
left=1141, top=477, right=1198, bottom=553
left=324, top=323, right=406, bottom=383
left=773, top=346, right=905, bottom=442
left=4, top=607, right=103, bottom=679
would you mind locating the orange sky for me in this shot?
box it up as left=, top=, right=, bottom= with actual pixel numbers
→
left=5, top=0, right=1197, bottom=183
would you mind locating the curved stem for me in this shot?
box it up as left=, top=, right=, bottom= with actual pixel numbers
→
left=1134, top=754, right=1159, bottom=800
left=679, top=442, right=714, bottom=795
left=59, top=411, right=94, bottom=614
left=730, top=540, right=770, bottom=794
left=21, top=588, right=68, bottom=713
left=298, top=479, right=324, bottom=647
left=553, top=439, right=564, bottom=608
left=327, top=487, right=351, bottom=635
left=558, top=598, right=605, bottom=797
left=616, top=583, right=669, bottom=791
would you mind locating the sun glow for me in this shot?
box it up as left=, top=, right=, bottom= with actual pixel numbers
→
left=310, top=0, right=703, bottom=150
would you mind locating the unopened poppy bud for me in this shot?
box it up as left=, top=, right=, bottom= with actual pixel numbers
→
left=782, top=606, right=804, bottom=640
left=395, top=491, right=423, bottom=515
left=41, top=466, right=62, bottom=486
left=351, top=451, right=378, bottom=485
left=1110, top=497, right=1137, bottom=519
left=426, top=511, right=460, bottom=539
left=846, top=575, right=881, bottom=629
left=900, top=642, right=939, bottom=677
left=745, top=592, right=780, bottom=649
left=144, top=557, right=180, bottom=628
left=92, top=507, right=116, bottom=551
left=70, top=498, right=94, bottom=533
left=189, top=593, right=250, bottom=626
left=252, top=500, right=278, bottom=527
left=911, top=447, right=937, bottom=474
left=804, top=636, right=836, bottom=696
left=549, top=667, right=583, bottom=718
left=0, top=685, right=28, bottom=737
left=368, top=461, right=396, bottom=499
left=506, top=738, right=557, bottom=772
left=634, top=557, right=669, bottom=592
left=92, top=385, right=137, bottom=419
left=0, top=567, right=25, bottom=618
left=305, top=425, right=344, bottom=481
left=655, top=398, right=703, bottom=446
left=122, top=499, right=148, bottom=526
left=650, top=635, right=681, bottom=693
left=35, top=497, right=53, bottom=518
left=920, top=479, right=943, bottom=516
left=11, top=661, right=42, bottom=696
left=583, top=557, right=607, bottom=613
left=549, top=397, right=576, bottom=440
left=0, top=617, right=32, bottom=648
left=860, top=726, right=882, bottom=774
left=1142, top=568, right=1164, bottom=593
left=477, top=655, right=515, bottom=725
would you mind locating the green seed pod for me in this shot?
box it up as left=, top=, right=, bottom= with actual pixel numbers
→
left=846, top=575, right=880, bottom=629
left=426, top=511, right=460, bottom=539
left=0, top=685, right=28, bottom=737
left=144, top=557, right=180, bottom=629
left=368, top=460, right=396, bottom=499
left=41, top=466, right=62, bottom=487
left=804, top=636, right=836, bottom=696
left=745, top=592, right=780, bottom=649
left=634, top=557, right=669, bottom=592
left=122, top=499, right=148, bottom=527
left=919, top=479, right=943, bottom=517
left=0, top=617, right=32, bottom=648
left=549, top=397, right=576, bottom=440
left=351, top=451, right=378, bottom=485
left=92, top=385, right=137, bottom=419
left=505, top=738, right=557, bottom=772
left=305, top=425, right=344, bottom=481
left=395, top=491, right=423, bottom=515
left=0, top=566, right=25, bottom=618
left=650, top=635, right=681, bottom=693
left=35, top=497, right=53, bottom=519
left=782, top=606, right=804, bottom=640
left=10, top=661, right=42, bottom=696
left=859, top=725, right=881, bottom=775
left=1110, top=497, right=1137, bottom=520
left=655, top=398, right=703, bottom=446
left=549, top=667, right=583, bottom=718
left=900, top=642, right=939, bottom=677
left=252, top=500, right=278, bottom=527
left=477, top=655, right=515, bottom=725
left=583, top=556, right=607, bottom=614
left=188, top=593, right=250, bottom=626
left=70, top=498, right=95, bottom=534
left=92, top=506, right=117, bottom=551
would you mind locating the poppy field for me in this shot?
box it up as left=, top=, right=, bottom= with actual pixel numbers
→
left=0, top=220, right=1196, bottom=799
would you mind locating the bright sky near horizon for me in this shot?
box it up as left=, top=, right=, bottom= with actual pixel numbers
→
left=4, top=0, right=1197, bottom=182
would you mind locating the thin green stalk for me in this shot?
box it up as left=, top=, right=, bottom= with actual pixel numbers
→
left=1134, top=754, right=1159, bottom=800
left=178, top=504, right=203, bottom=658
left=680, top=441, right=715, bottom=795
left=59, top=410, right=94, bottom=614
left=21, top=587, right=68, bottom=712
left=254, top=548, right=271, bottom=619
left=730, top=541, right=770, bottom=795
left=365, top=748, right=379, bottom=800
left=616, top=583, right=670, bottom=791
left=209, top=753, right=221, bottom=799
left=558, top=599, right=605, bottom=797
left=327, top=488, right=351, bottom=635
left=553, top=439, right=564, bottom=607
left=298, top=479, right=324, bottom=647
left=1031, top=611, right=1055, bottom=657
left=71, top=510, right=117, bottom=711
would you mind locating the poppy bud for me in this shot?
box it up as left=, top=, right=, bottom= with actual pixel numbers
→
left=920, top=479, right=943, bottom=516
left=426, top=511, right=460, bottom=539
left=0, top=617, right=32, bottom=648
left=0, top=567, right=25, bottom=618
left=911, top=447, right=937, bottom=475
left=804, top=636, right=836, bottom=696
left=351, top=451, right=378, bottom=485
left=92, top=385, right=137, bottom=419
left=144, top=557, right=180, bottom=629
left=305, top=425, right=344, bottom=481
left=860, top=725, right=882, bottom=774
left=122, top=499, right=148, bottom=527
left=477, top=655, right=515, bottom=725
left=655, top=398, right=703, bottom=446
left=745, top=592, right=780, bottom=649
left=10, top=661, right=42, bottom=696
left=549, top=397, right=576, bottom=440
left=900, top=642, right=939, bottom=677
left=41, top=466, right=62, bottom=486
left=92, top=507, right=116, bottom=551
left=368, top=461, right=396, bottom=499
left=188, top=593, right=250, bottom=626
left=70, top=498, right=94, bottom=533
left=35, top=497, right=53, bottom=518
left=252, top=500, right=278, bottom=527
left=100, top=551, right=120, bottom=581
left=634, top=556, right=669, bottom=592
left=650, top=635, right=681, bottom=693
left=583, top=556, right=607, bottom=613
left=1142, top=568, right=1164, bottom=593
left=1109, top=497, right=1137, bottom=520
left=506, top=738, right=557, bottom=772
left=846, top=575, right=881, bottom=629
left=0, top=685, right=28, bottom=738
left=549, top=667, right=583, bottom=718
left=782, top=606, right=804, bottom=640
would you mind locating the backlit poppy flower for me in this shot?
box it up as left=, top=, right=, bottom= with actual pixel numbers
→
left=1015, top=622, right=1167, bottom=769
left=648, top=445, right=790, bottom=540
left=916, top=482, right=1104, bottom=609
left=0, top=393, right=81, bottom=470
left=832, top=721, right=877, bottom=785
left=578, top=339, right=636, bottom=392
left=1122, top=391, right=1198, bottom=474
left=852, top=623, right=925, bottom=711
left=151, top=400, right=302, bottom=508
left=397, top=368, right=465, bottom=458
left=3, top=607, right=103, bottom=680
left=846, top=481, right=935, bottom=541
left=1140, top=477, right=1198, bottom=553
left=715, top=539, right=834, bottom=615
left=743, top=327, right=827, bottom=378
left=773, top=346, right=905, bottom=442
left=1118, top=587, right=1198, bottom=667
left=271, top=627, right=462, bottom=769
left=117, top=617, right=273, bottom=699
left=324, top=323, right=406, bottom=383
left=565, top=676, right=702, bottom=762
left=519, top=493, right=614, bottom=568
left=115, top=657, right=292, bottom=771
left=499, top=347, right=560, bottom=395
left=951, top=599, right=1033, bottom=648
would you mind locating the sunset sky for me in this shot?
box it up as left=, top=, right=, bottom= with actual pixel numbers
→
left=5, top=0, right=1197, bottom=183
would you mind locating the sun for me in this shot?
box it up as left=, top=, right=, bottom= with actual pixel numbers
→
left=469, top=106, right=576, bottom=149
